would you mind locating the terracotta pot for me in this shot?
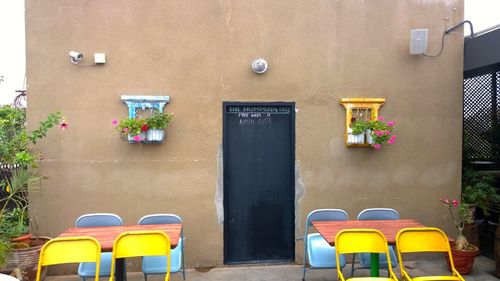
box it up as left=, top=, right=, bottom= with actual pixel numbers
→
left=10, top=233, right=32, bottom=247
left=0, top=236, right=50, bottom=281
left=445, top=242, right=479, bottom=275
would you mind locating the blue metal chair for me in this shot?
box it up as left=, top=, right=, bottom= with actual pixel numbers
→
left=351, top=208, right=399, bottom=277
left=75, top=213, right=123, bottom=281
left=138, top=214, right=185, bottom=281
left=302, top=209, right=348, bottom=281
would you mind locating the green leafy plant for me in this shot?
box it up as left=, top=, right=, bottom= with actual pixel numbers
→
left=440, top=198, right=476, bottom=251
left=0, top=105, right=64, bottom=166
left=349, top=116, right=396, bottom=150
left=115, top=118, right=147, bottom=137
left=461, top=168, right=500, bottom=216
left=145, top=111, right=173, bottom=130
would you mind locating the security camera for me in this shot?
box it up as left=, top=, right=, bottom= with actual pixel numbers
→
left=68, top=51, right=83, bottom=64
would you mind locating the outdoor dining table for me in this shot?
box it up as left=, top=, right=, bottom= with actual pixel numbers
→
left=58, top=223, right=182, bottom=281
left=312, top=219, right=424, bottom=277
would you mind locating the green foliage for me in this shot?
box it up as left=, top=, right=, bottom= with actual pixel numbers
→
left=461, top=168, right=500, bottom=216
left=0, top=208, right=29, bottom=238
left=29, top=112, right=62, bottom=144
left=351, top=120, right=370, bottom=135
left=0, top=237, right=12, bottom=267
left=116, top=118, right=145, bottom=136
left=145, top=111, right=173, bottom=130
left=0, top=106, right=62, bottom=166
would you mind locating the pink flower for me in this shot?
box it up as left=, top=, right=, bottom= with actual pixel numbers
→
left=373, top=144, right=382, bottom=150
left=112, top=119, right=118, bottom=125
left=59, top=120, right=69, bottom=130
left=452, top=199, right=459, bottom=207
left=133, top=135, right=142, bottom=142
left=122, top=127, right=129, bottom=133
left=388, top=138, right=395, bottom=144
left=385, top=130, right=391, bottom=135
left=387, top=121, right=395, bottom=126
left=375, top=130, right=384, bottom=137
left=390, top=135, right=397, bottom=141
left=377, top=116, right=384, bottom=121
left=444, top=199, right=450, bottom=204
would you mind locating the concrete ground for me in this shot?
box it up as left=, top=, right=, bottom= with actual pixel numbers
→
left=45, top=256, right=498, bottom=281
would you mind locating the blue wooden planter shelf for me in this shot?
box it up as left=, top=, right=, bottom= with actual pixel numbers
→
left=120, top=95, right=170, bottom=144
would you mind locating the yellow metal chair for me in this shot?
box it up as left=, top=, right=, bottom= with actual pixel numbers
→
left=335, top=229, right=398, bottom=281
left=36, top=236, right=101, bottom=281
left=395, top=227, right=465, bottom=281
left=110, top=230, right=171, bottom=281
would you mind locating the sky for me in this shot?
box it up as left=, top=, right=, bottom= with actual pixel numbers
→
left=0, top=1, right=499, bottom=105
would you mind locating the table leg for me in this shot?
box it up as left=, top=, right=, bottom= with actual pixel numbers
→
left=370, top=253, right=379, bottom=277
left=115, top=258, right=127, bottom=281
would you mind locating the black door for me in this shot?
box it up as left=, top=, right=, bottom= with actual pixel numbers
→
left=223, top=102, right=295, bottom=264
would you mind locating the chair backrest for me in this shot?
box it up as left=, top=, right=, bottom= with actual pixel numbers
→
left=357, top=208, right=399, bottom=220
left=110, top=231, right=171, bottom=281
left=305, top=209, right=348, bottom=231
left=396, top=227, right=463, bottom=281
left=76, top=213, right=123, bottom=227
left=335, top=229, right=396, bottom=280
left=36, top=237, right=101, bottom=281
left=396, top=227, right=451, bottom=253
left=138, top=214, right=182, bottom=225
left=335, top=228, right=389, bottom=255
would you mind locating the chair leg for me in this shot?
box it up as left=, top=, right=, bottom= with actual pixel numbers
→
left=81, top=277, right=86, bottom=281
left=143, top=273, right=147, bottom=281
left=350, top=253, right=356, bottom=277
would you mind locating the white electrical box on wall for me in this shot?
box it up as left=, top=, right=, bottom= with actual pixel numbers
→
left=94, top=53, right=106, bottom=64
left=410, top=29, right=428, bottom=55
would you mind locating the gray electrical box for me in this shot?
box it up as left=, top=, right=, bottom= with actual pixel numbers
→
left=410, top=29, right=428, bottom=55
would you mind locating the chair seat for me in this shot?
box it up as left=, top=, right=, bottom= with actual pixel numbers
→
left=307, top=233, right=346, bottom=268
left=142, top=238, right=183, bottom=273
left=346, top=277, right=397, bottom=281
left=78, top=252, right=112, bottom=277
left=411, top=276, right=463, bottom=281
left=359, top=246, right=398, bottom=269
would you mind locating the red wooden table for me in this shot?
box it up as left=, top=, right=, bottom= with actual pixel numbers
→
left=58, top=224, right=182, bottom=281
left=312, top=219, right=424, bottom=277
left=58, top=224, right=182, bottom=251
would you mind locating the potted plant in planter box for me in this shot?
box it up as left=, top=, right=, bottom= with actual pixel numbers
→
left=115, top=117, right=147, bottom=143
left=145, top=111, right=173, bottom=142
left=440, top=198, right=480, bottom=274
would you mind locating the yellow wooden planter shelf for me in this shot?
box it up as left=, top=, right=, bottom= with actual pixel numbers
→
left=340, top=98, right=385, bottom=147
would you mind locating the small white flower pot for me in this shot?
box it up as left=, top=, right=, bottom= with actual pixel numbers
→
left=146, top=129, right=166, bottom=142
left=366, top=129, right=373, bottom=144
left=347, top=128, right=365, bottom=144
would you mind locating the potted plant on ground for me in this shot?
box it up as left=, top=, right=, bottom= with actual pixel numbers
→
left=440, top=198, right=480, bottom=274
left=144, top=111, right=173, bottom=142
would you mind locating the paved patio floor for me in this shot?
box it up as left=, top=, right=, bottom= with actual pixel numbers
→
left=45, top=255, right=498, bottom=281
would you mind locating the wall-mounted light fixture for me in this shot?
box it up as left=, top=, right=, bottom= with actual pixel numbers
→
left=410, top=20, right=474, bottom=57
left=68, top=51, right=83, bottom=64
left=251, top=58, right=268, bottom=74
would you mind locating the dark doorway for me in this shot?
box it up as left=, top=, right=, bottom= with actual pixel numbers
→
left=223, top=102, right=295, bottom=264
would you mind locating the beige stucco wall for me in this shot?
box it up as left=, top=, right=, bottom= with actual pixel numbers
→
left=26, top=0, right=464, bottom=269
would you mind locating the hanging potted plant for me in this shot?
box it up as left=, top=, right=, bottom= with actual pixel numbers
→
left=145, top=111, right=173, bottom=143
left=114, top=117, right=147, bottom=143
left=440, top=198, right=480, bottom=274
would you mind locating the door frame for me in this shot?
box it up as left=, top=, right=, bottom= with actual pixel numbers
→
left=222, top=101, right=296, bottom=264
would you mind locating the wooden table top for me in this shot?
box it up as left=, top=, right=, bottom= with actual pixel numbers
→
left=58, top=224, right=182, bottom=252
left=312, top=219, right=424, bottom=245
